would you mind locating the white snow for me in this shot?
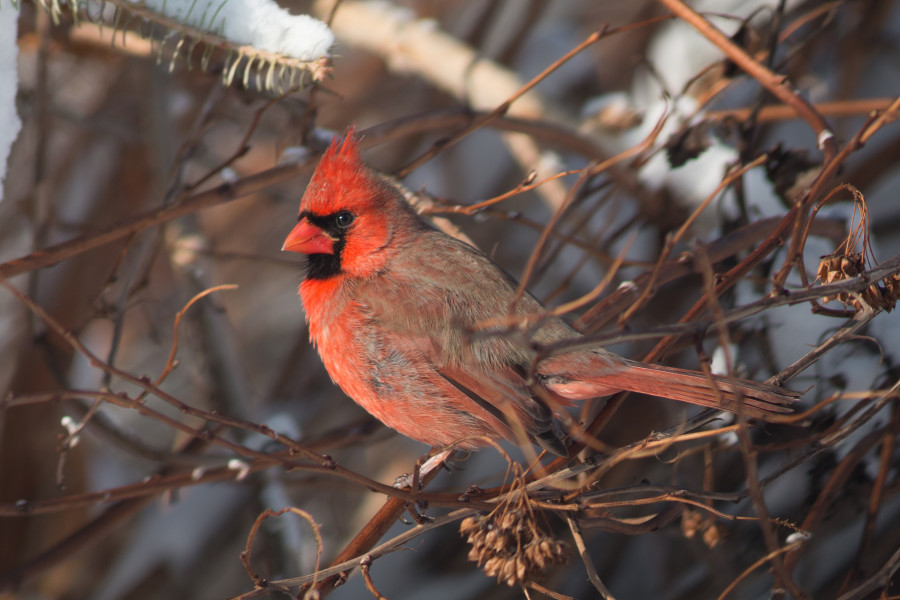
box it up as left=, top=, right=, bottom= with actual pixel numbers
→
left=0, top=4, right=22, bottom=201
left=135, top=0, right=334, bottom=61
left=0, top=0, right=332, bottom=205
left=585, top=0, right=808, bottom=237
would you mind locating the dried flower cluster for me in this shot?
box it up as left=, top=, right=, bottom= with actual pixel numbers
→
left=460, top=507, right=568, bottom=586
left=681, top=508, right=723, bottom=549
left=817, top=252, right=899, bottom=312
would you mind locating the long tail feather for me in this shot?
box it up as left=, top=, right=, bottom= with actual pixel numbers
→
left=551, top=358, right=799, bottom=419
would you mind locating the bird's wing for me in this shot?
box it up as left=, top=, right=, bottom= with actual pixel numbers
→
left=351, top=232, right=573, bottom=453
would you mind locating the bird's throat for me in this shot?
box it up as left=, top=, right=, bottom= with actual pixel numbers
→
left=305, top=252, right=343, bottom=280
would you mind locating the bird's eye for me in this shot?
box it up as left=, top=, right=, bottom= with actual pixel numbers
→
left=335, top=211, right=355, bottom=229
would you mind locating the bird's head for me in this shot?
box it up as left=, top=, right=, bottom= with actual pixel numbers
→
left=283, top=129, right=417, bottom=280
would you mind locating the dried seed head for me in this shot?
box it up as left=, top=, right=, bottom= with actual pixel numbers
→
left=682, top=509, right=703, bottom=539
left=483, top=556, right=503, bottom=578
left=459, top=516, right=480, bottom=535
left=816, top=252, right=898, bottom=312
left=883, top=275, right=900, bottom=311
left=501, top=558, right=517, bottom=585
left=523, top=542, right=538, bottom=566
left=500, top=510, right=519, bottom=531
left=516, top=555, right=528, bottom=582
left=460, top=506, right=569, bottom=587
left=682, top=509, right=723, bottom=548
left=818, top=253, right=864, bottom=305
left=483, top=527, right=503, bottom=549
left=703, top=522, right=723, bottom=548
left=546, top=538, right=569, bottom=564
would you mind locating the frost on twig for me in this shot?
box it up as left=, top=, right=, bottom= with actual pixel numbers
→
left=33, top=0, right=334, bottom=92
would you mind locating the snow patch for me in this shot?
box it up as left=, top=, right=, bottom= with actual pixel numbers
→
left=136, top=0, right=334, bottom=61
left=0, top=5, right=22, bottom=200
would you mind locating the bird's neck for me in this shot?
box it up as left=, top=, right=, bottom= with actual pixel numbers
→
left=299, top=275, right=350, bottom=339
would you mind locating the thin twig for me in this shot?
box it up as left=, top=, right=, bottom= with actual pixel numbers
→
left=396, top=28, right=607, bottom=177
left=241, top=508, right=323, bottom=593
left=696, top=245, right=810, bottom=599
left=359, top=556, right=388, bottom=600
left=835, top=546, right=900, bottom=600
left=655, top=0, right=838, bottom=161
left=565, top=515, right=616, bottom=600
left=716, top=540, right=805, bottom=600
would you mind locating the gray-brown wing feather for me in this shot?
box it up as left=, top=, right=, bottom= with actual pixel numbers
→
left=356, top=231, right=576, bottom=450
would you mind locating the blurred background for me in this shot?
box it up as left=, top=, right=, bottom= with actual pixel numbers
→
left=1, top=1, right=899, bottom=598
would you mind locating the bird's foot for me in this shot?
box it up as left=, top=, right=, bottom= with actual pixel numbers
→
left=392, top=472, right=415, bottom=489
left=393, top=448, right=455, bottom=489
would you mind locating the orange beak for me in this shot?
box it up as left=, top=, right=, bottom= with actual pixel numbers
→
left=282, top=218, right=336, bottom=255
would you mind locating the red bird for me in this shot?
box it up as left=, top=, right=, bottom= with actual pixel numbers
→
left=283, top=131, right=797, bottom=456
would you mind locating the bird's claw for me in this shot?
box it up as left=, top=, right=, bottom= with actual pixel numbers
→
left=393, top=472, right=415, bottom=489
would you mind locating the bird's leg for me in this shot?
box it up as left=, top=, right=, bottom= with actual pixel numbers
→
left=392, top=448, right=453, bottom=489
left=420, top=448, right=454, bottom=476
left=406, top=501, right=433, bottom=524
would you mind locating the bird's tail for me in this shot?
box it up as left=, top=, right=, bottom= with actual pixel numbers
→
left=552, top=358, right=799, bottom=419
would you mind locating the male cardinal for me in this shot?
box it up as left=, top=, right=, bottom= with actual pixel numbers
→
left=283, top=131, right=797, bottom=456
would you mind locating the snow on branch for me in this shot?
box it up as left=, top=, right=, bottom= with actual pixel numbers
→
left=34, top=0, right=335, bottom=92
left=0, top=4, right=20, bottom=199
